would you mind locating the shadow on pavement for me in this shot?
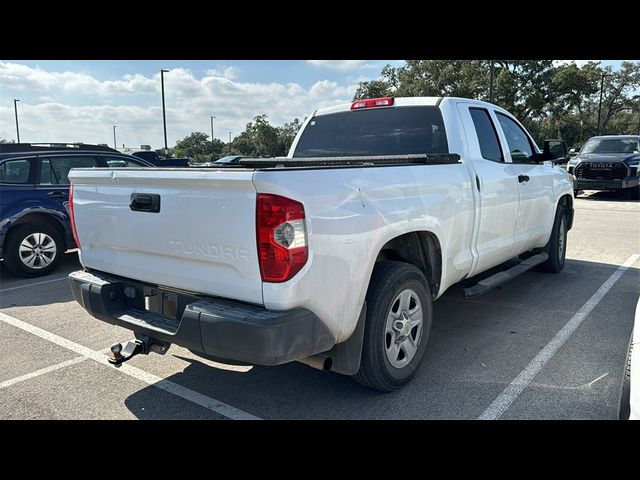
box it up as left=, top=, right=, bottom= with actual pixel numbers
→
left=577, top=190, right=637, bottom=202
left=121, top=258, right=639, bottom=420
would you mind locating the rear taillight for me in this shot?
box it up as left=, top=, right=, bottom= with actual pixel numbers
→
left=351, top=97, right=394, bottom=110
left=68, top=185, right=81, bottom=249
left=256, top=193, right=308, bottom=283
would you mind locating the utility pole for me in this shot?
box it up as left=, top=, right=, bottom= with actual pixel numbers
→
left=228, top=132, right=232, bottom=154
left=113, top=125, right=117, bottom=149
left=14, top=99, right=21, bottom=143
left=210, top=115, right=216, bottom=154
left=489, top=61, right=495, bottom=104
left=161, top=69, right=170, bottom=155
left=597, top=73, right=613, bottom=135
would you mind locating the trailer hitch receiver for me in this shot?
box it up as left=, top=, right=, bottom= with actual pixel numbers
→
left=108, top=335, right=170, bottom=365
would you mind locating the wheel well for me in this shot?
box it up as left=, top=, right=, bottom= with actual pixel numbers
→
left=559, top=194, right=573, bottom=229
left=375, top=231, right=442, bottom=298
left=8, top=213, right=67, bottom=245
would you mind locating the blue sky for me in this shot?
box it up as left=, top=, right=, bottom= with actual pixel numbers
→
left=0, top=60, right=632, bottom=149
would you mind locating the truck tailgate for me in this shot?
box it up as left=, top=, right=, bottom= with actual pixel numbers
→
left=69, top=168, right=262, bottom=304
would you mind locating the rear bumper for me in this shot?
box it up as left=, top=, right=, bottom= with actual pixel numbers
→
left=68, top=269, right=335, bottom=365
left=576, top=177, right=639, bottom=191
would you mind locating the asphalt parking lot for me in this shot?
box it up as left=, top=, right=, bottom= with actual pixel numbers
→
left=1, top=190, right=638, bottom=420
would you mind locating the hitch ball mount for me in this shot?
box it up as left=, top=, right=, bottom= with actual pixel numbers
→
left=108, top=334, right=170, bottom=365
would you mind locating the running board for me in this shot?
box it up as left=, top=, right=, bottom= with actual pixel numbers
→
left=463, top=252, right=549, bottom=298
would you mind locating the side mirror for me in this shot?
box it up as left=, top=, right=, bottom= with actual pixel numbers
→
left=543, top=139, right=568, bottom=163
left=568, top=148, right=580, bottom=157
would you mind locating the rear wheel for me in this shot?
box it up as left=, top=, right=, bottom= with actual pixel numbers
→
left=3, top=223, right=64, bottom=277
left=353, top=261, right=432, bottom=392
left=540, top=206, right=567, bottom=273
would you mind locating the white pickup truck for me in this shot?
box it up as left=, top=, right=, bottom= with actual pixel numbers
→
left=68, top=96, right=574, bottom=391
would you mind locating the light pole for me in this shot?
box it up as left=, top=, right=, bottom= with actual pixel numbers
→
left=210, top=115, right=216, bottom=154
left=597, top=73, right=613, bottom=135
left=228, top=132, right=232, bottom=154
left=161, top=69, right=170, bottom=155
left=489, top=61, right=495, bottom=103
left=13, top=99, right=20, bottom=143
left=113, top=125, right=117, bottom=149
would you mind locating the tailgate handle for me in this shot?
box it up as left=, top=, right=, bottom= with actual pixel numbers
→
left=130, top=193, right=161, bottom=213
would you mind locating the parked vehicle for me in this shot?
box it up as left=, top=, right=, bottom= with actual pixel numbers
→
left=68, top=97, right=574, bottom=391
left=620, top=296, right=639, bottom=420
left=0, top=143, right=152, bottom=277
left=130, top=150, right=191, bottom=167
left=567, top=135, right=640, bottom=199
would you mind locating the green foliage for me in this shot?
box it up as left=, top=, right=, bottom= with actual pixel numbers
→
left=354, top=60, right=640, bottom=148
left=173, top=131, right=225, bottom=163
left=0, top=138, right=16, bottom=144
left=224, top=115, right=301, bottom=158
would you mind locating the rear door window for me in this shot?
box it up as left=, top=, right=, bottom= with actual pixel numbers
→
left=39, top=156, right=98, bottom=185
left=470, top=108, right=503, bottom=162
left=293, top=106, right=449, bottom=157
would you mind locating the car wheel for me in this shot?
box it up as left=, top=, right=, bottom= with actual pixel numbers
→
left=619, top=336, right=633, bottom=420
left=352, top=261, right=432, bottom=392
left=3, top=223, right=64, bottom=277
left=540, top=205, right=567, bottom=273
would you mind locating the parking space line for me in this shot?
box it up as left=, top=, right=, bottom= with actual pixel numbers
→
left=0, top=311, right=260, bottom=420
left=0, top=276, right=68, bottom=294
left=478, top=253, right=640, bottom=420
left=0, top=356, right=87, bottom=390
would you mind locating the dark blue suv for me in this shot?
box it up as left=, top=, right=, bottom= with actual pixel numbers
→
left=0, top=143, right=152, bottom=277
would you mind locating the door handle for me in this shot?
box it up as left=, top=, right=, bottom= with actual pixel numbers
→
left=518, top=175, right=530, bottom=183
left=47, top=191, right=66, bottom=199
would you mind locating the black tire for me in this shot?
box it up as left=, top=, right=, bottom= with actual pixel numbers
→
left=619, top=336, right=633, bottom=420
left=3, top=223, right=64, bottom=277
left=352, top=261, right=432, bottom=392
left=574, top=189, right=579, bottom=198
left=539, top=206, right=568, bottom=273
left=629, top=186, right=640, bottom=201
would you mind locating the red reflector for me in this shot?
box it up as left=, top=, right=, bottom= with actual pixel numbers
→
left=351, top=97, right=394, bottom=110
left=69, top=185, right=81, bottom=249
left=256, top=194, right=308, bottom=283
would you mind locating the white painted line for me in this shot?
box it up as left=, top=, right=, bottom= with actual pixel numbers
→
left=0, top=276, right=68, bottom=294
left=0, top=356, right=87, bottom=390
left=0, top=311, right=260, bottom=420
left=478, top=253, right=640, bottom=420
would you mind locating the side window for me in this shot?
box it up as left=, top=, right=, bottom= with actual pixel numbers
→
left=470, top=108, right=503, bottom=162
left=103, top=156, right=145, bottom=168
left=41, top=156, right=98, bottom=185
left=495, top=113, right=534, bottom=163
left=0, top=159, right=31, bottom=184
left=40, top=159, right=56, bottom=185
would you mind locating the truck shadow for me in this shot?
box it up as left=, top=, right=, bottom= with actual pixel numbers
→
left=123, top=258, right=639, bottom=420
left=578, top=190, right=636, bottom=202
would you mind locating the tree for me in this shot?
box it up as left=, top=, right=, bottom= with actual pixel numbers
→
left=0, top=138, right=16, bottom=144
left=174, top=131, right=224, bottom=163
left=277, top=118, right=301, bottom=154
left=353, top=60, right=640, bottom=147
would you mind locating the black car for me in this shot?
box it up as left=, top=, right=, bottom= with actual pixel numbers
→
left=567, top=135, right=640, bottom=199
left=0, top=143, right=152, bottom=278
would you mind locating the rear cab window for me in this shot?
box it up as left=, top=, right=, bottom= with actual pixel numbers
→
left=293, top=106, right=449, bottom=157
left=469, top=108, right=503, bottom=162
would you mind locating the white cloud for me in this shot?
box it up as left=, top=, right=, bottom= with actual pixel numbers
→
left=307, top=60, right=369, bottom=71
left=205, top=67, right=238, bottom=80
left=0, top=62, right=357, bottom=148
